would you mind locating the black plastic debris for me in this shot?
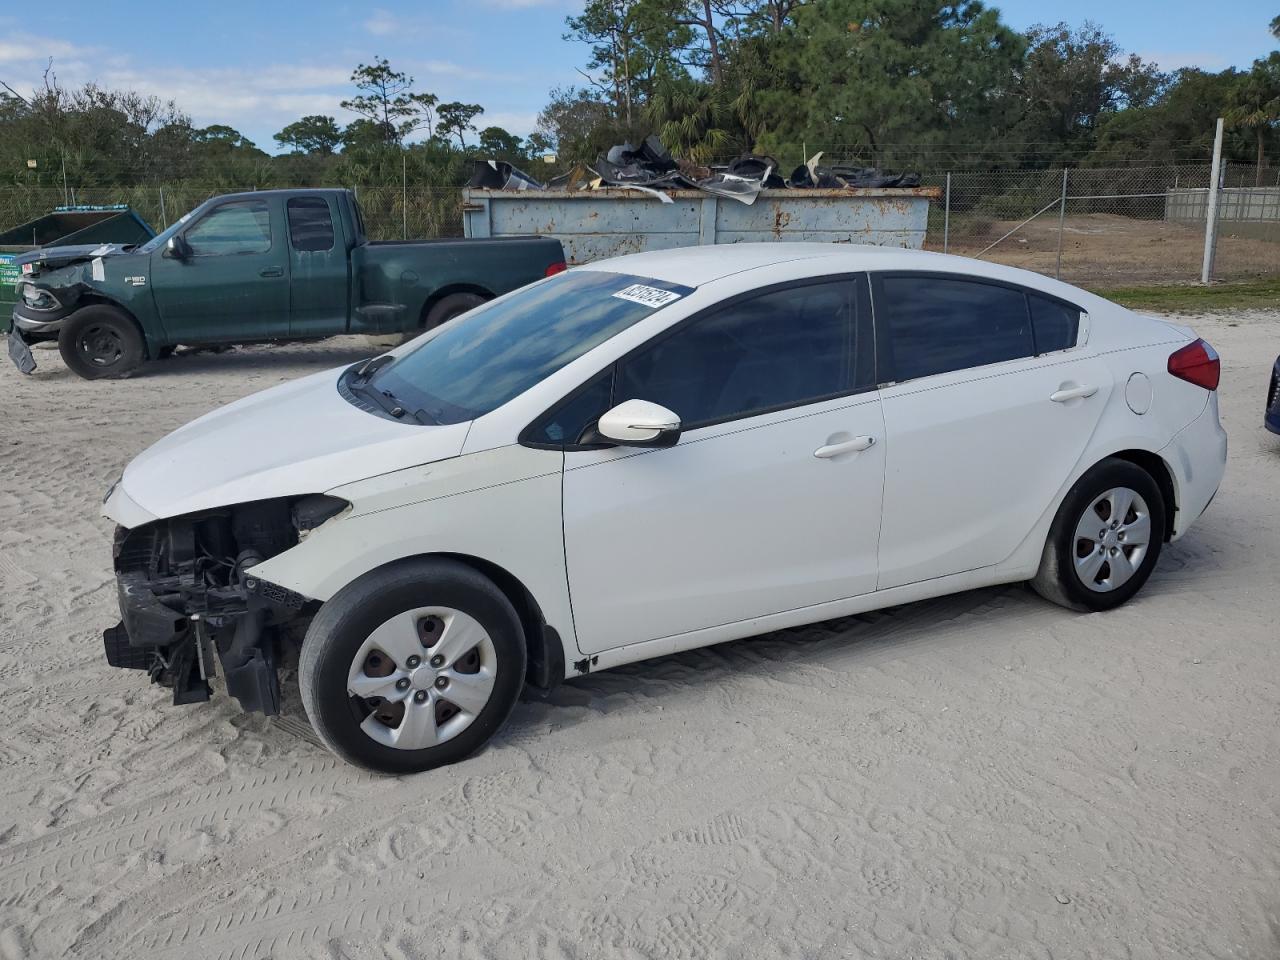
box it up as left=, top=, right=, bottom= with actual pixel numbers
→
left=467, top=159, right=546, bottom=191
left=728, top=155, right=786, bottom=189
left=471, top=136, right=920, bottom=206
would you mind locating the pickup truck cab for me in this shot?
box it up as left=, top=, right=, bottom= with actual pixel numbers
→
left=7, top=188, right=566, bottom=379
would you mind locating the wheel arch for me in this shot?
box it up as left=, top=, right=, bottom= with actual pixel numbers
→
left=336, top=551, right=566, bottom=695
left=417, top=284, right=494, bottom=329
left=72, top=294, right=160, bottom=359
left=1104, top=448, right=1177, bottom=541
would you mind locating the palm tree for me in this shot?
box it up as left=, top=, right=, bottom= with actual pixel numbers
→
left=1225, top=53, right=1280, bottom=184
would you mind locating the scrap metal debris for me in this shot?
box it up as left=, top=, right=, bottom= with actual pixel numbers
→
left=467, top=135, right=921, bottom=206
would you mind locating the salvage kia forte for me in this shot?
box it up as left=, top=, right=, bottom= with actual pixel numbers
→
left=102, top=244, right=1227, bottom=773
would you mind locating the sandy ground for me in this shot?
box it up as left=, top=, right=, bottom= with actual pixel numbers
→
left=937, top=213, right=1279, bottom=286
left=1, top=314, right=1279, bottom=960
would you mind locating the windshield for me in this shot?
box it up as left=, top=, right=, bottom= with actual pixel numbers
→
left=367, top=270, right=693, bottom=425
left=137, top=203, right=205, bottom=253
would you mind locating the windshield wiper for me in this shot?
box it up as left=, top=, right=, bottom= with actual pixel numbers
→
left=346, top=375, right=434, bottom=425
left=354, top=354, right=394, bottom=380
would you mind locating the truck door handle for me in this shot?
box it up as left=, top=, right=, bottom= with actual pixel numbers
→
left=259, top=266, right=284, bottom=278
left=814, top=436, right=876, bottom=459
left=1050, top=384, right=1097, bottom=403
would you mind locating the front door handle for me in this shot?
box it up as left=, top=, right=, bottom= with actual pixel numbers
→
left=1050, top=384, right=1098, bottom=403
left=814, top=436, right=876, bottom=459
left=259, top=266, right=284, bottom=278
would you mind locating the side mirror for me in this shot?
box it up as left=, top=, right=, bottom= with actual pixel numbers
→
left=165, top=235, right=192, bottom=260
left=596, top=399, right=681, bottom=448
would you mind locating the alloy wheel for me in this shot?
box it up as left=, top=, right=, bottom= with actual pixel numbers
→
left=1072, top=486, right=1152, bottom=593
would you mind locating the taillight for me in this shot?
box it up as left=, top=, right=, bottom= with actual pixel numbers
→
left=544, top=261, right=567, bottom=277
left=1167, top=338, right=1220, bottom=391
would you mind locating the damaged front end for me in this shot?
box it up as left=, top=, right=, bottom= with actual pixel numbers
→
left=104, top=494, right=347, bottom=715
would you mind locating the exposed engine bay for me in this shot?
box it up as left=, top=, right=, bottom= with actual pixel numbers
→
left=103, top=494, right=347, bottom=714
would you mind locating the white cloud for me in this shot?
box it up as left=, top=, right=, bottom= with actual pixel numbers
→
left=0, top=34, right=84, bottom=65
left=0, top=27, right=546, bottom=148
left=364, top=8, right=400, bottom=36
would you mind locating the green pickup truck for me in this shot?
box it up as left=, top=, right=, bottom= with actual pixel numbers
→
left=7, top=188, right=566, bottom=379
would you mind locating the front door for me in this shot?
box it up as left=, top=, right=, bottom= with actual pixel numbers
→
left=871, top=273, right=1112, bottom=589
left=150, top=197, right=290, bottom=343
left=561, top=276, right=886, bottom=655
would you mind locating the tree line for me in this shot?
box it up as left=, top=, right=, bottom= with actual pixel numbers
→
left=0, top=1, right=1276, bottom=200
left=542, top=1, right=1280, bottom=179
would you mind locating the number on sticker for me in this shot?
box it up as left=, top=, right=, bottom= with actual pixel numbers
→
left=612, top=284, right=681, bottom=308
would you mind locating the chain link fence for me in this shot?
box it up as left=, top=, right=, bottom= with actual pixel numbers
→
left=0, top=160, right=1274, bottom=288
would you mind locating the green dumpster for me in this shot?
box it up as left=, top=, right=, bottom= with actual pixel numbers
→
left=1, top=204, right=155, bottom=331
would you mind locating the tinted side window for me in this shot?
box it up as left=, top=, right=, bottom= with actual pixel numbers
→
left=185, top=200, right=271, bottom=256
left=1029, top=294, right=1080, bottom=353
left=287, top=198, right=335, bottom=252
left=879, top=276, right=1033, bottom=381
left=615, top=280, right=864, bottom=428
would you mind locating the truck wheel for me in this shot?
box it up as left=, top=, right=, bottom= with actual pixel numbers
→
left=58, top=305, right=145, bottom=380
left=299, top=558, right=526, bottom=774
left=424, top=292, right=486, bottom=330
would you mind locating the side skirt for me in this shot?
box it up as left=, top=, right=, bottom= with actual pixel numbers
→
left=582, top=565, right=1032, bottom=675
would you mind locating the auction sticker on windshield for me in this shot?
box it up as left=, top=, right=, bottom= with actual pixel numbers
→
left=612, top=284, right=683, bottom=308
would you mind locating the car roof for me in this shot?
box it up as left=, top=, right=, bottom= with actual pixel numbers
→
left=575, top=242, right=1104, bottom=307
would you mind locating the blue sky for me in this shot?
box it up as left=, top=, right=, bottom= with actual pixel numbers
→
left=0, top=0, right=1275, bottom=152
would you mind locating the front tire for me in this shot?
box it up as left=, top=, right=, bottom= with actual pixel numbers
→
left=299, top=558, right=526, bottom=774
left=1031, top=458, right=1166, bottom=612
left=58, top=305, right=145, bottom=379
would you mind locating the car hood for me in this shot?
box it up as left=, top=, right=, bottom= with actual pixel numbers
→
left=114, top=366, right=471, bottom=522
left=16, top=243, right=138, bottom=271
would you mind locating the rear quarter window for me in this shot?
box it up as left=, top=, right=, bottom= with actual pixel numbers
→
left=287, top=197, right=335, bottom=252
left=1029, top=294, right=1081, bottom=353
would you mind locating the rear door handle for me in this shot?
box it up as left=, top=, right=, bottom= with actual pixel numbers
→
left=814, top=436, right=876, bottom=459
left=1050, top=384, right=1097, bottom=403
left=259, top=266, right=284, bottom=278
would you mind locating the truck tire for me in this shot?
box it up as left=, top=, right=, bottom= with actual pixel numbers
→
left=424, top=292, right=486, bottom=330
left=58, top=305, right=145, bottom=380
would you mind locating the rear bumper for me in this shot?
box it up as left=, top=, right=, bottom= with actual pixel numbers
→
left=1160, top=392, right=1228, bottom=538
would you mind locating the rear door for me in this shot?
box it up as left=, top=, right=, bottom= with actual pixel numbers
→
left=150, top=197, right=290, bottom=342
left=286, top=195, right=350, bottom=338
left=872, top=273, right=1112, bottom=590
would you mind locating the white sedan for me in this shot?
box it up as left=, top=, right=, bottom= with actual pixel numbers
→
left=102, top=244, right=1227, bottom=773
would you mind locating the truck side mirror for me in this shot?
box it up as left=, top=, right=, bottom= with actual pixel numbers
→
left=165, top=235, right=192, bottom=260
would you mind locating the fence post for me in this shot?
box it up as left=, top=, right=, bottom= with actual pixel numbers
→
left=159, top=187, right=167, bottom=228
left=402, top=152, right=408, bottom=240
left=1054, top=168, right=1068, bottom=280
left=1201, top=118, right=1224, bottom=284
left=60, top=153, right=69, bottom=207
left=943, top=172, right=951, bottom=254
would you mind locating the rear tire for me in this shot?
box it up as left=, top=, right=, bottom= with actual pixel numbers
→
left=299, top=558, right=526, bottom=774
left=1031, top=458, right=1165, bottom=612
left=424, top=292, right=486, bottom=330
left=58, top=305, right=145, bottom=379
